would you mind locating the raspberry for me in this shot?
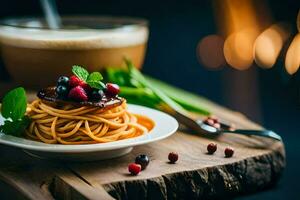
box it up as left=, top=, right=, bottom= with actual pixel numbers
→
left=128, top=163, right=141, bottom=175
left=168, top=152, right=178, bottom=164
left=69, top=75, right=84, bottom=87
left=68, top=86, right=88, bottom=101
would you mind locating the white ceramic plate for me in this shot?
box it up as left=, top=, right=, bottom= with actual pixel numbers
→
left=0, top=104, right=178, bottom=161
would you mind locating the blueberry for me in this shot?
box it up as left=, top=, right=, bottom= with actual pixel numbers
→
left=135, top=154, right=150, bottom=170
left=57, top=76, right=69, bottom=86
left=56, top=85, right=68, bottom=97
left=90, top=89, right=104, bottom=101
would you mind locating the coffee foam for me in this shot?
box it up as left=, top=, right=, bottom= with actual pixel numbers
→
left=0, top=26, right=148, bottom=49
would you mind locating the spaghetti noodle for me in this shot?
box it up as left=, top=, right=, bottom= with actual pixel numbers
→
left=25, top=99, right=154, bottom=144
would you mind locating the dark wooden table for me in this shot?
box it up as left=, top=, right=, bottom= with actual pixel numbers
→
left=0, top=88, right=285, bottom=200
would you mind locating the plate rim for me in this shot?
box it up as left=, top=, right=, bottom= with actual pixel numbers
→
left=0, top=104, right=178, bottom=153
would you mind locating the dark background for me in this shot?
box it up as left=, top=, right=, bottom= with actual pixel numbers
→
left=0, top=0, right=299, bottom=199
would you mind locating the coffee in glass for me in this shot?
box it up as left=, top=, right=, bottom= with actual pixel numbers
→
left=0, top=16, right=148, bottom=88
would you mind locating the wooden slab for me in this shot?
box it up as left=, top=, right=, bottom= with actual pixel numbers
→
left=0, top=90, right=285, bottom=200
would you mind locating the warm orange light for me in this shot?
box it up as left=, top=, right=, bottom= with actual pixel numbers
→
left=223, top=29, right=257, bottom=70
left=197, top=35, right=225, bottom=70
left=212, top=0, right=271, bottom=70
left=285, top=33, right=300, bottom=75
left=254, top=23, right=291, bottom=69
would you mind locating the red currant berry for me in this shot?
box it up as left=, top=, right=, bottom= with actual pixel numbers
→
left=213, top=123, right=221, bottom=129
left=207, top=143, right=217, bottom=154
left=229, top=123, right=236, bottom=131
left=206, top=119, right=215, bottom=126
left=209, top=115, right=219, bottom=123
left=128, top=163, right=141, bottom=175
left=168, top=152, right=178, bottom=164
left=105, top=83, right=120, bottom=96
left=224, top=147, right=234, bottom=157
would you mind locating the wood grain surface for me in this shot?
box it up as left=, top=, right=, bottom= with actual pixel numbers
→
left=0, top=89, right=285, bottom=200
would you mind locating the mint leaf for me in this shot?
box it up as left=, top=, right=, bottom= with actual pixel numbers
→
left=86, top=72, right=105, bottom=89
left=87, top=72, right=103, bottom=82
left=1, top=87, right=27, bottom=121
left=0, top=88, right=30, bottom=136
left=0, top=116, right=30, bottom=136
left=72, top=65, right=89, bottom=81
left=87, top=80, right=106, bottom=90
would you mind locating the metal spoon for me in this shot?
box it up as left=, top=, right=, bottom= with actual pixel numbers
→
left=197, top=119, right=282, bottom=141
left=173, top=110, right=282, bottom=141
left=141, top=75, right=282, bottom=141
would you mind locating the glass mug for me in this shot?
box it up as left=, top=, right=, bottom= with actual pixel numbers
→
left=0, top=16, right=148, bottom=88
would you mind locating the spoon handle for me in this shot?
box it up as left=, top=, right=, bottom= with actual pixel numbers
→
left=224, top=129, right=282, bottom=141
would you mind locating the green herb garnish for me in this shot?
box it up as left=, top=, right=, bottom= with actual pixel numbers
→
left=72, top=65, right=89, bottom=81
left=86, top=72, right=105, bottom=89
left=1, top=87, right=27, bottom=120
left=0, top=87, right=30, bottom=136
left=0, top=117, right=30, bottom=136
left=72, top=65, right=105, bottom=89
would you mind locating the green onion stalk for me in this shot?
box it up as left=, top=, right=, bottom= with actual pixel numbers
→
left=104, top=59, right=210, bottom=116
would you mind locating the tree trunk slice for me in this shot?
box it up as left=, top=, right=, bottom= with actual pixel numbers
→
left=0, top=90, right=285, bottom=200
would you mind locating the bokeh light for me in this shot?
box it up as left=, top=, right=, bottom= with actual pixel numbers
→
left=285, top=33, right=300, bottom=75
left=212, top=0, right=269, bottom=70
left=197, top=35, right=225, bottom=70
left=223, top=29, right=257, bottom=70
left=200, top=1, right=299, bottom=75
left=254, top=23, right=291, bottom=69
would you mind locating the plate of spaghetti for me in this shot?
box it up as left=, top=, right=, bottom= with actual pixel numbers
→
left=0, top=66, right=178, bottom=161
